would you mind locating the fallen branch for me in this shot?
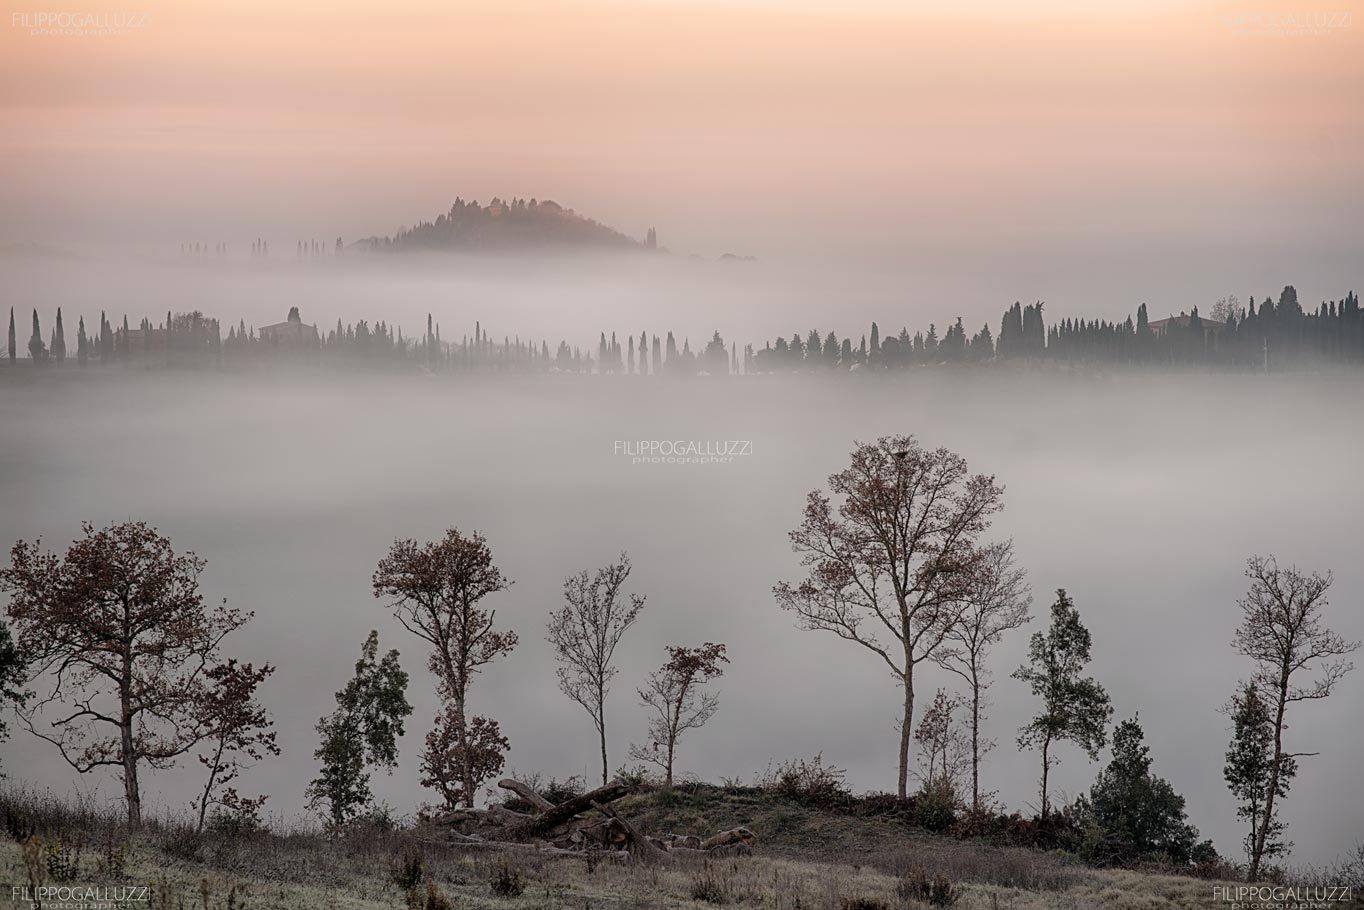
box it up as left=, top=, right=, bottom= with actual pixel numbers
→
left=510, top=778, right=632, bottom=839
left=700, top=826, right=756, bottom=851
left=590, top=800, right=673, bottom=866
left=497, top=778, right=555, bottom=813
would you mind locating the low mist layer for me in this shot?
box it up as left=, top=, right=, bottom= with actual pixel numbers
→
left=1, top=369, right=1360, bottom=865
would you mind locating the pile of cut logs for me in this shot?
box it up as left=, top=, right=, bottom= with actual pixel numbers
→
left=429, top=777, right=755, bottom=865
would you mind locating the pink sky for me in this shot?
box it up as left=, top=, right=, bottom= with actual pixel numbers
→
left=2, top=0, right=1360, bottom=259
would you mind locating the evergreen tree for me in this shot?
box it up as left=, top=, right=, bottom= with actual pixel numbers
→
left=52, top=308, right=66, bottom=362
left=306, top=631, right=412, bottom=828
left=823, top=331, right=839, bottom=368
left=28, top=310, right=46, bottom=362
left=806, top=329, right=822, bottom=365
left=1013, top=590, right=1112, bottom=818
left=6, top=307, right=15, bottom=363
left=76, top=317, right=88, bottom=366
left=703, top=331, right=728, bottom=375
left=1083, top=716, right=1202, bottom=865
left=1225, top=682, right=1294, bottom=875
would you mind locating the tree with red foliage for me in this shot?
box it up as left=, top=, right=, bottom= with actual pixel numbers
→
left=419, top=708, right=509, bottom=809
left=630, top=643, right=728, bottom=788
left=1, top=521, right=250, bottom=827
left=193, top=659, right=278, bottom=832
left=373, top=529, right=516, bottom=807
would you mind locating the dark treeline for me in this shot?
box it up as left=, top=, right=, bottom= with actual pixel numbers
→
left=5, top=285, right=1361, bottom=376
left=748, top=288, right=1362, bottom=372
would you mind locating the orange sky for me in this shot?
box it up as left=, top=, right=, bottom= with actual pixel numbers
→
left=2, top=0, right=1361, bottom=257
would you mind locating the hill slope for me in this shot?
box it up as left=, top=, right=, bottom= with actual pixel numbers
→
left=0, top=786, right=1247, bottom=910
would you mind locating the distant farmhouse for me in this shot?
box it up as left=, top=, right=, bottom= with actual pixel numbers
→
left=258, top=307, right=318, bottom=347
left=1147, top=313, right=1227, bottom=337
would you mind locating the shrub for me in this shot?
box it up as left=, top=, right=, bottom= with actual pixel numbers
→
left=912, top=779, right=958, bottom=833
left=3, top=805, right=34, bottom=843
left=489, top=862, right=523, bottom=898
left=351, top=803, right=401, bottom=834
left=407, top=880, right=452, bottom=910
left=45, top=837, right=82, bottom=882
left=541, top=776, right=585, bottom=805
left=761, top=754, right=851, bottom=809
left=159, top=827, right=206, bottom=864
left=613, top=764, right=653, bottom=791
left=689, top=863, right=732, bottom=904
left=390, top=844, right=425, bottom=891
left=203, top=790, right=270, bottom=839
left=896, top=869, right=959, bottom=907
left=98, top=835, right=127, bottom=877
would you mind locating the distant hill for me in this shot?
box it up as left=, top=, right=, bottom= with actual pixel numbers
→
left=353, top=197, right=658, bottom=253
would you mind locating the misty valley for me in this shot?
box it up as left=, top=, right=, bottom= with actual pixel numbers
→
left=2, top=350, right=1362, bottom=907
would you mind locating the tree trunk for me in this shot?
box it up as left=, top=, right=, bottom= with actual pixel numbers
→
left=453, top=681, right=475, bottom=809
left=1251, top=671, right=1291, bottom=882
left=598, top=725, right=609, bottom=787
left=665, top=684, right=686, bottom=790
left=496, top=779, right=554, bottom=813
left=970, top=668, right=981, bottom=813
left=1039, top=734, right=1051, bottom=819
left=121, top=723, right=140, bottom=828
left=897, top=671, right=914, bottom=800
left=120, top=650, right=141, bottom=829
left=589, top=800, right=673, bottom=865
left=597, top=681, right=609, bottom=786
left=509, top=778, right=631, bottom=839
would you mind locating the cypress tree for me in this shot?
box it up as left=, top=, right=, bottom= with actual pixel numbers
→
left=6, top=307, right=14, bottom=363
left=52, top=308, right=66, bottom=362
left=28, top=310, right=45, bottom=362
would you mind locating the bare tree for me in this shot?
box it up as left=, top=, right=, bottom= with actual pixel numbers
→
left=547, top=554, right=646, bottom=785
left=1232, top=555, right=1359, bottom=881
left=0, top=521, right=249, bottom=827
left=1210, top=295, right=1246, bottom=324
left=629, top=643, right=727, bottom=788
left=934, top=540, right=1031, bottom=811
left=773, top=435, right=1005, bottom=798
left=914, top=687, right=970, bottom=795
left=373, top=529, right=516, bottom=807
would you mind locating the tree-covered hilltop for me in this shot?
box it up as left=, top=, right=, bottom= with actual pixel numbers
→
left=354, top=197, right=655, bottom=253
